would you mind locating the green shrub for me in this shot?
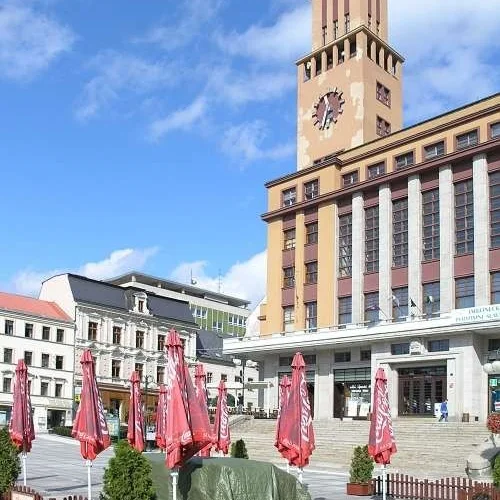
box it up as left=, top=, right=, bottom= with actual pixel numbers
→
left=349, top=445, right=374, bottom=484
left=230, top=439, right=249, bottom=459
left=52, top=426, right=73, bottom=437
left=493, top=453, right=500, bottom=487
left=100, top=440, right=156, bottom=500
left=0, top=427, right=21, bottom=494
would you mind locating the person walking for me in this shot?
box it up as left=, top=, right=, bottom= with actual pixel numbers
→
left=439, top=399, right=448, bottom=422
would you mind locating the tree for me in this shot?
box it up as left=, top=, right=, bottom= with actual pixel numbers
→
left=349, top=445, right=374, bottom=484
left=230, top=439, right=249, bottom=459
left=0, top=427, right=21, bottom=494
left=100, top=440, right=156, bottom=500
left=493, top=454, right=500, bottom=487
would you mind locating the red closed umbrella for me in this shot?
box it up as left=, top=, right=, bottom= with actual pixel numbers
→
left=9, top=359, right=35, bottom=486
left=72, top=350, right=111, bottom=500
left=368, top=368, right=397, bottom=500
left=156, top=384, right=167, bottom=451
left=194, top=364, right=212, bottom=457
left=274, top=374, right=291, bottom=461
left=279, top=352, right=315, bottom=483
left=127, top=371, right=145, bottom=452
left=213, top=380, right=230, bottom=455
left=164, top=329, right=212, bottom=470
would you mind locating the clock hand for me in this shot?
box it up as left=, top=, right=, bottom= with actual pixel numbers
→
left=322, top=95, right=330, bottom=129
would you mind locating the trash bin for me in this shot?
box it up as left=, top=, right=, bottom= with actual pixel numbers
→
left=462, top=412, right=470, bottom=422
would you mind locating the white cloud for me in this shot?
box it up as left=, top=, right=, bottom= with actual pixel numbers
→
left=221, top=120, right=294, bottom=163
left=75, top=51, right=177, bottom=121
left=149, top=96, right=207, bottom=140
left=216, top=4, right=310, bottom=64
left=170, top=250, right=267, bottom=308
left=0, top=4, right=75, bottom=80
left=11, top=247, right=159, bottom=296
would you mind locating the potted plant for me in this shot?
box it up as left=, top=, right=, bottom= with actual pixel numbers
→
left=346, top=445, right=375, bottom=496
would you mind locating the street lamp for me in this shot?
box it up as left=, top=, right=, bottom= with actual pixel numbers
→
left=141, top=374, right=155, bottom=449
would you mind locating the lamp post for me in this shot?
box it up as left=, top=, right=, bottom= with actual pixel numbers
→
left=141, top=374, right=155, bottom=449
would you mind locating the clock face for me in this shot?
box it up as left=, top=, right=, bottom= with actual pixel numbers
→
left=312, top=89, right=344, bottom=130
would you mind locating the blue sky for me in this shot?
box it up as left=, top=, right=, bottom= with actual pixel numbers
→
left=1, top=0, right=499, bottom=307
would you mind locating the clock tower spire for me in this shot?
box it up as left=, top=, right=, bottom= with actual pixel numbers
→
left=297, top=0, right=404, bottom=170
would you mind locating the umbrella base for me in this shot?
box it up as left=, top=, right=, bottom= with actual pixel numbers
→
left=346, top=482, right=374, bottom=496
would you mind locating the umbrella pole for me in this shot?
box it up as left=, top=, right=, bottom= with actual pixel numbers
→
left=286, top=461, right=290, bottom=474
left=171, top=470, right=179, bottom=500
left=22, top=452, right=27, bottom=486
left=87, top=459, right=92, bottom=500
left=382, top=464, right=386, bottom=500
left=298, top=467, right=303, bottom=484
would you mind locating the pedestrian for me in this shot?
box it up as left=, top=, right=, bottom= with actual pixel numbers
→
left=439, top=399, right=448, bottom=422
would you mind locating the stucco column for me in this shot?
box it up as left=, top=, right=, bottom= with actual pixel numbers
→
left=264, top=354, right=280, bottom=410
left=408, top=175, right=422, bottom=309
left=315, top=350, right=333, bottom=419
left=439, top=165, right=454, bottom=312
left=379, top=184, right=392, bottom=319
left=352, top=192, right=365, bottom=323
left=473, top=153, right=489, bottom=305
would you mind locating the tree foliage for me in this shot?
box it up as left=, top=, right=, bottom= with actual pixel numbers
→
left=493, top=453, right=500, bottom=487
left=0, top=427, right=21, bottom=494
left=230, top=439, right=249, bottom=459
left=349, top=445, right=374, bottom=484
left=100, top=440, right=156, bottom=500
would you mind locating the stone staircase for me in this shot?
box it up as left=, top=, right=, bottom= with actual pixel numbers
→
left=230, top=417, right=491, bottom=479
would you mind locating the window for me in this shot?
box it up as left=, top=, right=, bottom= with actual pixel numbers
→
left=428, top=339, right=449, bottom=352
left=24, top=351, right=32, bottom=366
left=333, top=20, right=339, bottom=39
left=455, top=276, right=475, bottom=309
left=282, top=187, right=296, bottom=207
left=55, top=356, right=63, bottom=370
left=2, top=377, right=12, bottom=393
left=305, top=261, right=318, bottom=284
left=338, top=214, right=353, bottom=277
left=367, top=161, right=385, bottom=179
left=213, top=321, right=223, bottom=332
left=112, top=326, right=122, bottom=345
left=364, top=292, right=379, bottom=323
left=422, top=189, right=440, bottom=261
left=207, top=372, right=213, bottom=384
left=138, top=300, right=144, bottom=313
left=135, top=363, right=143, bottom=379
left=492, top=273, right=500, bottom=304
left=360, top=349, right=371, bottom=361
left=456, top=130, right=478, bottom=150
left=56, top=329, right=64, bottom=343
left=88, top=322, right=98, bottom=341
left=111, top=360, right=121, bottom=380
left=136, top=330, right=144, bottom=349
left=491, top=122, right=500, bottom=139
left=392, top=287, right=408, bottom=321
left=393, top=198, right=408, bottom=267
left=283, top=228, right=296, bottom=250
left=305, top=302, right=317, bottom=331
left=3, top=348, right=12, bottom=364
left=306, top=222, right=318, bottom=244
left=489, top=339, right=500, bottom=351
left=283, top=266, right=295, bottom=288
left=455, top=179, right=474, bottom=254
left=365, top=206, right=379, bottom=272
left=395, top=151, right=414, bottom=170
left=376, top=82, right=391, bottom=106
left=42, top=326, right=50, bottom=340
left=25, top=323, right=33, bottom=338
left=42, top=353, right=49, bottom=368
left=424, top=141, right=445, bottom=159
left=221, top=374, right=227, bottom=382
left=55, top=383, right=63, bottom=398
left=338, top=297, right=352, bottom=325
left=342, top=171, right=358, bottom=187
left=490, top=171, right=500, bottom=248
left=391, top=343, right=410, bottom=355
left=157, top=334, right=165, bottom=351
left=344, top=14, right=350, bottom=32
left=376, top=116, right=391, bottom=137
left=283, top=306, right=295, bottom=332
left=5, top=320, right=13, bottom=335
left=157, top=366, right=165, bottom=384
left=335, top=351, right=351, bottom=363
left=423, top=282, right=440, bottom=316
left=304, top=180, right=319, bottom=200
left=41, top=382, right=49, bottom=396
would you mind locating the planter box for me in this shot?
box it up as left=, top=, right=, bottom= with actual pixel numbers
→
left=346, top=482, right=374, bottom=496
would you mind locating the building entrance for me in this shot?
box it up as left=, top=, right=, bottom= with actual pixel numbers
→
left=398, top=366, right=446, bottom=416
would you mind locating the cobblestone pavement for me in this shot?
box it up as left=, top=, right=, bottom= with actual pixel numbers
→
left=24, top=434, right=357, bottom=500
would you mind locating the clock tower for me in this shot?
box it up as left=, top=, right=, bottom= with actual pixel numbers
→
left=296, top=0, right=404, bottom=170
